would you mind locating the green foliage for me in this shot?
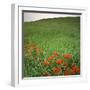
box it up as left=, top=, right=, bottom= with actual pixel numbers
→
left=23, top=17, right=80, bottom=77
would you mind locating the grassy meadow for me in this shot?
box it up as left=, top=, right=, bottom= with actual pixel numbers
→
left=23, top=17, right=80, bottom=77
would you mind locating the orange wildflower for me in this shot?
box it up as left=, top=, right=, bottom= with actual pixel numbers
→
left=75, top=67, right=80, bottom=73
left=56, top=59, right=63, bottom=65
left=72, top=66, right=76, bottom=71
left=43, top=60, right=50, bottom=65
left=36, top=47, right=40, bottom=54
left=71, top=69, right=76, bottom=75
left=48, top=55, right=54, bottom=60
left=71, top=65, right=80, bottom=74
left=53, top=51, right=59, bottom=57
left=52, top=67, right=61, bottom=74
left=63, top=54, right=73, bottom=59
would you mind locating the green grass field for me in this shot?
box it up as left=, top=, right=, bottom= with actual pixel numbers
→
left=23, top=17, right=80, bottom=77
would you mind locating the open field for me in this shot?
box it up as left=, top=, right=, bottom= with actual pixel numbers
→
left=23, top=17, right=80, bottom=77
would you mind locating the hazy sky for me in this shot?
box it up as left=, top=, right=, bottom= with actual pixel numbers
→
left=24, top=12, right=80, bottom=22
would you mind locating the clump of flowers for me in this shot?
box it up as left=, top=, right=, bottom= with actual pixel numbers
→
left=71, top=64, right=80, bottom=74
left=56, top=59, right=64, bottom=65
left=52, top=67, right=62, bottom=74
left=63, top=53, right=73, bottom=59
left=24, top=44, right=80, bottom=77
left=53, top=51, right=59, bottom=57
left=47, top=55, right=55, bottom=61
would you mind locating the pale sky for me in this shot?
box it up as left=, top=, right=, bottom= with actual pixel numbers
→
left=24, top=12, right=80, bottom=22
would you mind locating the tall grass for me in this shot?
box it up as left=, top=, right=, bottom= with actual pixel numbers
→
left=23, top=17, right=80, bottom=77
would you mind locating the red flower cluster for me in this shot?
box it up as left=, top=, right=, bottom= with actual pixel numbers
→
left=56, top=59, right=63, bottom=65
left=63, top=54, right=72, bottom=59
left=64, top=64, right=80, bottom=75
left=52, top=67, right=61, bottom=74
left=48, top=55, right=54, bottom=61
left=42, top=51, right=79, bottom=76
left=47, top=51, right=60, bottom=61
left=25, top=43, right=80, bottom=77
left=71, top=65, right=80, bottom=74
left=53, top=51, right=59, bottom=57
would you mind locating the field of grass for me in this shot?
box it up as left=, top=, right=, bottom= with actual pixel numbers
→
left=23, top=17, right=80, bottom=77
